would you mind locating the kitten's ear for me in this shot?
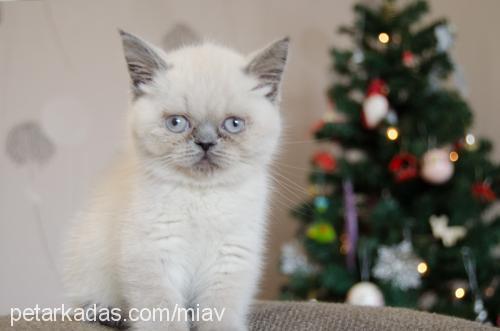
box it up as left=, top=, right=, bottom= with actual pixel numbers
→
left=245, top=37, right=290, bottom=104
left=119, top=30, right=168, bottom=98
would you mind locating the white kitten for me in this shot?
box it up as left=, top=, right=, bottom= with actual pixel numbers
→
left=62, top=30, right=289, bottom=331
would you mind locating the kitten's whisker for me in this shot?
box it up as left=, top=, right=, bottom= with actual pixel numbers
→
left=269, top=171, right=311, bottom=196
left=268, top=175, right=305, bottom=202
left=279, top=136, right=333, bottom=145
left=270, top=161, right=313, bottom=172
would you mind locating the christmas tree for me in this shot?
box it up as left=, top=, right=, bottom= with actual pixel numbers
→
left=280, top=0, right=500, bottom=325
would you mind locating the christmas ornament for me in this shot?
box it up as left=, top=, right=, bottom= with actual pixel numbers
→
left=362, top=79, right=389, bottom=129
left=418, top=291, right=438, bottom=310
left=421, top=148, right=454, bottom=184
left=462, top=248, right=491, bottom=324
left=386, top=109, right=398, bottom=125
left=472, top=182, right=497, bottom=202
left=373, top=241, right=422, bottom=290
left=402, top=50, right=416, bottom=67
left=312, top=151, right=336, bottom=172
left=346, top=282, right=384, bottom=307
left=363, top=95, right=389, bottom=128
left=344, top=149, right=366, bottom=163
left=367, top=79, right=389, bottom=95
left=314, top=196, right=330, bottom=213
left=307, top=222, right=336, bottom=244
left=343, top=180, right=359, bottom=271
left=280, top=241, right=314, bottom=276
left=429, top=215, right=467, bottom=247
left=363, top=79, right=389, bottom=129
left=352, top=49, right=364, bottom=64
left=389, top=153, right=418, bottom=182
left=435, top=25, right=455, bottom=53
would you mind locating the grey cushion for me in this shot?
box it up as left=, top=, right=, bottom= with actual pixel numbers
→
left=1, top=301, right=495, bottom=331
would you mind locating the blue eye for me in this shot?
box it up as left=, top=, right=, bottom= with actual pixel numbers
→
left=222, top=117, right=245, bottom=134
left=165, top=115, right=189, bottom=133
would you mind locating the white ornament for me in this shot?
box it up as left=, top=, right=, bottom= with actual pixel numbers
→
left=421, top=148, right=454, bottom=184
left=435, top=25, right=454, bottom=53
left=429, top=215, right=466, bottom=247
left=346, top=282, right=385, bottom=307
left=373, top=241, right=422, bottom=290
left=280, top=242, right=314, bottom=275
left=363, top=94, right=389, bottom=128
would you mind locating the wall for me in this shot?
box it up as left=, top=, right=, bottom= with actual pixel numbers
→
left=0, top=0, right=498, bottom=313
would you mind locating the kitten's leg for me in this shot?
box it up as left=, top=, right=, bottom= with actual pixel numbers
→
left=121, top=248, right=190, bottom=331
left=193, top=245, right=260, bottom=331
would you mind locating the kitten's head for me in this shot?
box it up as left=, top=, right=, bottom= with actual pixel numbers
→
left=119, top=30, right=289, bottom=186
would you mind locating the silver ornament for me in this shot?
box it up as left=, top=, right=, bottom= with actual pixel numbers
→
left=280, top=242, right=315, bottom=275
left=373, top=241, right=422, bottom=290
left=346, top=281, right=384, bottom=307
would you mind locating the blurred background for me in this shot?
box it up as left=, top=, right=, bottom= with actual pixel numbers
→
left=0, top=0, right=499, bottom=322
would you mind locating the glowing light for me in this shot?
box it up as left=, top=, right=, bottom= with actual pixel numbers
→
left=465, top=133, right=476, bottom=146
left=417, top=262, right=428, bottom=274
left=449, top=151, right=459, bottom=162
left=386, top=127, right=399, bottom=141
left=378, top=32, right=390, bottom=44
left=454, top=287, right=465, bottom=299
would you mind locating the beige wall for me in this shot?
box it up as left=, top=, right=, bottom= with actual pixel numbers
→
left=0, top=0, right=499, bottom=313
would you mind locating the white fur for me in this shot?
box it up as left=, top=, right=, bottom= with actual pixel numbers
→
left=63, top=36, right=287, bottom=331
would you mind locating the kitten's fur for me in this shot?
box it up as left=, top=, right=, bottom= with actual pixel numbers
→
left=62, top=31, right=289, bottom=331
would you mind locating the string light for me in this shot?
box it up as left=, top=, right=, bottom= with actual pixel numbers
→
left=449, top=151, right=459, bottom=162
left=417, top=262, right=428, bottom=274
left=465, top=133, right=476, bottom=146
left=378, top=32, right=390, bottom=44
left=386, top=127, right=399, bottom=141
left=454, top=287, right=465, bottom=299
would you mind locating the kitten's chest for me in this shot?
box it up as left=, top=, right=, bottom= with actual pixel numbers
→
left=144, top=180, right=267, bottom=249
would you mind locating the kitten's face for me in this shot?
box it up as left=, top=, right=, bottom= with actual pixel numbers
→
left=120, top=31, right=289, bottom=185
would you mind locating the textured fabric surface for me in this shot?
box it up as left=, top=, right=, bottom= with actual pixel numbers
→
left=1, top=301, right=496, bottom=331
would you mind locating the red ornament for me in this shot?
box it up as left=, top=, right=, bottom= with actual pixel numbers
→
left=472, top=182, right=497, bottom=202
left=367, top=79, right=389, bottom=96
left=389, top=153, right=418, bottom=182
left=313, top=152, right=336, bottom=172
left=402, top=50, right=415, bottom=67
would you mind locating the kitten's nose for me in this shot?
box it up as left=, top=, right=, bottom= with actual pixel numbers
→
left=195, top=141, right=215, bottom=152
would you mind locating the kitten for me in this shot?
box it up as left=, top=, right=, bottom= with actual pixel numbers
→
left=62, top=30, right=289, bottom=331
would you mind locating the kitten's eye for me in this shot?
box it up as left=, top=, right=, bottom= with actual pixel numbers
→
left=165, top=115, right=190, bottom=133
left=222, top=117, right=245, bottom=134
